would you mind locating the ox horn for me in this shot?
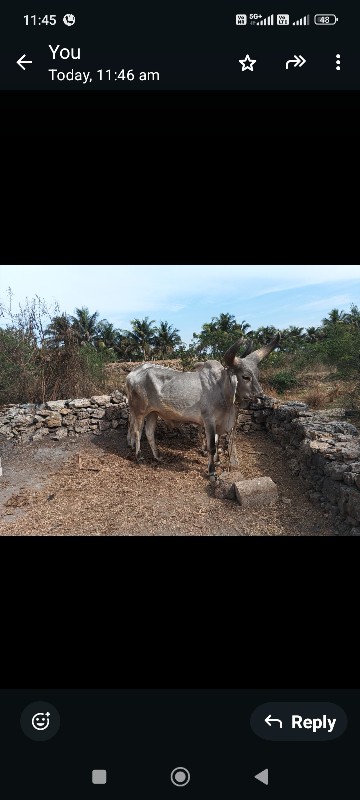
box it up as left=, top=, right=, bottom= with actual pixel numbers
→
left=223, top=337, right=253, bottom=366
left=242, top=332, right=281, bottom=368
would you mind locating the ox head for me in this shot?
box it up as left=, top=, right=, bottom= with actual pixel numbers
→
left=223, top=333, right=280, bottom=406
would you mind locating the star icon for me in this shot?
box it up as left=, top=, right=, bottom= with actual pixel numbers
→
left=239, top=54, right=257, bottom=71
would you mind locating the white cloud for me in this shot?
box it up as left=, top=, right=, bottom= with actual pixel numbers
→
left=250, top=267, right=359, bottom=297
left=1, top=265, right=359, bottom=320
left=301, top=294, right=351, bottom=310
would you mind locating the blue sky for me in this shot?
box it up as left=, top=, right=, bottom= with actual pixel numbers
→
left=1, top=265, right=359, bottom=345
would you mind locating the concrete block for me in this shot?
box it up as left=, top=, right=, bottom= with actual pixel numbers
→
left=235, top=477, right=278, bottom=509
left=214, top=471, right=245, bottom=500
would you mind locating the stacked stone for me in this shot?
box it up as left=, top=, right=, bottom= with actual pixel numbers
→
left=236, top=409, right=253, bottom=433
left=250, top=400, right=360, bottom=533
left=236, top=397, right=277, bottom=434
left=0, top=391, right=129, bottom=443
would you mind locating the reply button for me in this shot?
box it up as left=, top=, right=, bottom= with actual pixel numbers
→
left=250, top=702, right=347, bottom=741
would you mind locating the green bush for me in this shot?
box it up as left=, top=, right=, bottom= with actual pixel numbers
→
left=268, top=371, right=298, bottom=394
left=176, top=345, right=198, bottom=372
left=319, top=325, right=360, bottom=378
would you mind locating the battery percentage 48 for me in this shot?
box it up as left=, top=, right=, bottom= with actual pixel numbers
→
left=314, top=14, right=339, bottom=24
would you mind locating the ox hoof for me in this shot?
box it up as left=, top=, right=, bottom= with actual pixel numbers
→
left=136, top=454, right=145, bottom=462
left=209, top=474, right=218, bottom=483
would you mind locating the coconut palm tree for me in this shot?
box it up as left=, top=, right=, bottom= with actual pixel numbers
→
left=305, top=326, right=319, bottom=343
left=280, top=326, right=305, bottom=352
left=211, top=313, right=236, bottom=332
left=70, top=307, right=100, bottom=346
left=192, top=313, right=252, bottom=360
left=154, top=321, right=182, bottom=359
left=253, top=325, right=278, bottom=346
left=95, top=321, right=123, bottom=353
left=128, top=317, right=157, bottom=360
left=44, top=313, right=75, bottom=348
left=321, top=308, right=350, bottom=327
left=207, top=313, right=251, bottom=334
left=348, top=304, right=360, bottom=329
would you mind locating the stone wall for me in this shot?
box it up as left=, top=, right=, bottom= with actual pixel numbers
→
left=0, top=392, right=128, bottom=443
left=238, top=400, right=360, bottom=534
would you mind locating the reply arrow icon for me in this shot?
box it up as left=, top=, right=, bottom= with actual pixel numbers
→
left=265, top=714, right=283, bottom=727
left=17, top=54, right=33, bottom=70
left=286, top=54, right=306, bottom=69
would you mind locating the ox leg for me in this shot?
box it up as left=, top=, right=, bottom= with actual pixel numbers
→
left=131, top=415, right=145, bottom=460
left=214, top=433, right=219, bottom=463
left=200, top=428, right=219, bottom=464
left=198, top=426, right=207, bottom=455
left=127, top=411, right=134, bottom=447
left=204, top=422, right=217, bottom=478
left=145, top=411, right=161, bottom=461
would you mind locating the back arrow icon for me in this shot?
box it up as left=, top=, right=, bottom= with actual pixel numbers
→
left=17, top=54, right=33, bottom=70
left=286, top=54, right=306, bottom=69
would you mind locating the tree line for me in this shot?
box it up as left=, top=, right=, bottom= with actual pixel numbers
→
left=6, top=303, right=359, bottom=361
left=0, top=289, right=359, bottom=404
left=44, top=309, right=183, bottom=361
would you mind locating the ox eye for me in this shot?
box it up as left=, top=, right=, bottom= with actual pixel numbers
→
left=242, top=376, right=251, bottom=381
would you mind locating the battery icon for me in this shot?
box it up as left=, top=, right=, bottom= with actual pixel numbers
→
left=314, top=14, right=338, bottom=24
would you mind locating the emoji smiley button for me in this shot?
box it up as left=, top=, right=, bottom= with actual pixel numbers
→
left=20, top=701, right=60, bottom=741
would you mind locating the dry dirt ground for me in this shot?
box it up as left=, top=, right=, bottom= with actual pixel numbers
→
left=0, top=423, right=337, bottom=536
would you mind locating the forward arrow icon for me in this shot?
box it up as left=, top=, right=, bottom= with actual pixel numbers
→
left=286, top=54, right=306, bottom=69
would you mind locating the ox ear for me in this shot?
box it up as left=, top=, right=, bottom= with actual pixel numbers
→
left=242, top=332, right=281, bottom=368
left=223, top=337, right=252, bottom=367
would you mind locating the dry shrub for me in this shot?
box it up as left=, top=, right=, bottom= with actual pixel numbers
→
left=326, top=385, right=341, bottom=404
left=0, top=293, right=108, bottom=404
left=304, top=388, right=327, bottom=408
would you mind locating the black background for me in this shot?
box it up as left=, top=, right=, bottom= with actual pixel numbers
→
left=1, top=88, right=359, bottom=135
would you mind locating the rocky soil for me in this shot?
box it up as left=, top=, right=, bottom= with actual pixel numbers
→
left=0, top=423, right=339, bottom=536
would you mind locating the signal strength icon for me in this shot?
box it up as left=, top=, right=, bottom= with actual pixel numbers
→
left=256, top=13, right=274, bottom=24
left=292, top=14, right=310, bottom=24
